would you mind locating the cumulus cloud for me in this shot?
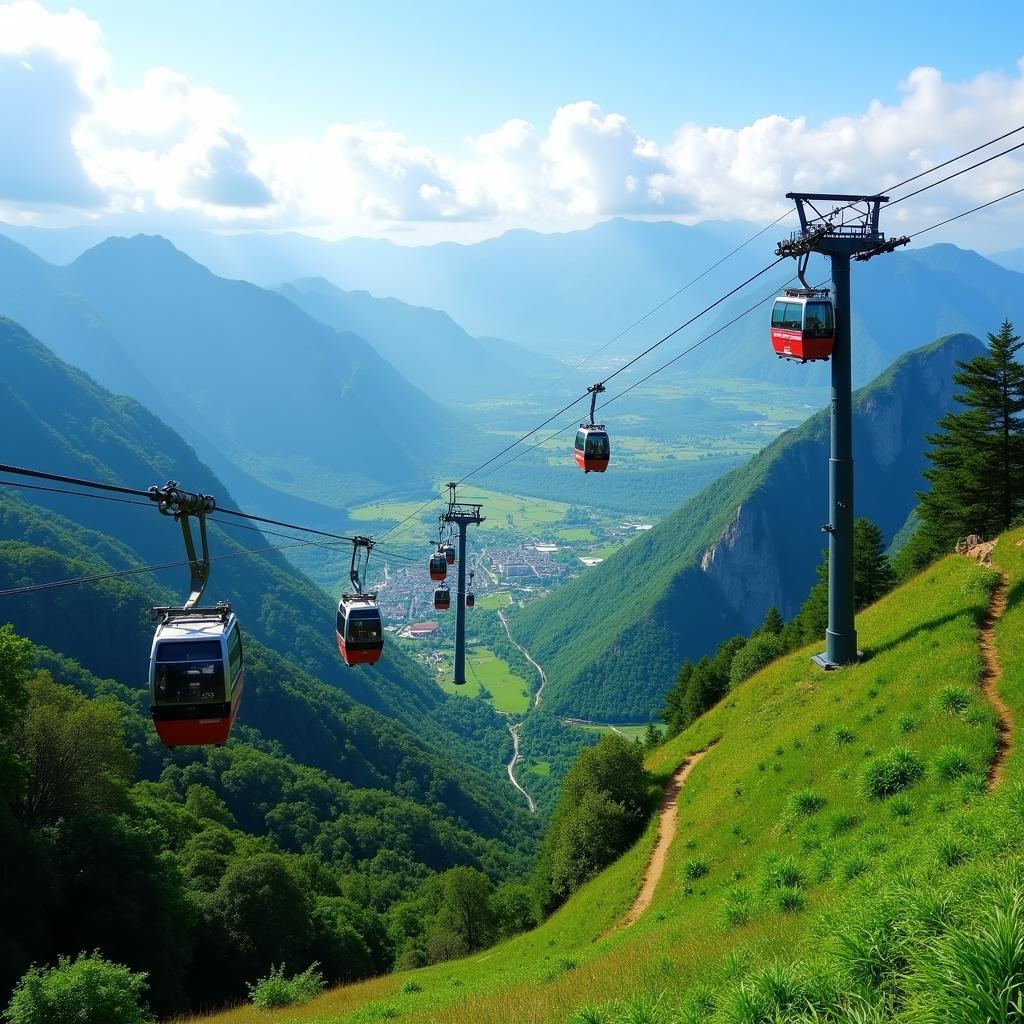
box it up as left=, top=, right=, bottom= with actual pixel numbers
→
left=0, top=2, right=275, bottom=220
left=1, top=0, right=1023, bottom=238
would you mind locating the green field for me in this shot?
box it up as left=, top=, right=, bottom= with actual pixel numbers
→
left=526, top=761, right=551, bottom=777
left=477, top=592, right=513, bottom=610
left=440, top=647, right=530, bottom=713
left=350, top=485, right=569, bottom=536
left=554, top=527, right=597, bottom=542
left=567, top=722, right=660, bottom=739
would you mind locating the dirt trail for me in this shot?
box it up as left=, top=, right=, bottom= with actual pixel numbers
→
left=979, top=572, right=1013, bottom=789
left=619, top=745, right=715, bottom=929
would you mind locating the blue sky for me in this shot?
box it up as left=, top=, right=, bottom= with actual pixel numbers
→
left=5, top=0, right=1024, bottom=247
left=46, top=0, right=1024, bottom=147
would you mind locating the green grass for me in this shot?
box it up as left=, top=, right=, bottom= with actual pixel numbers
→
left=440, top=647, right=531, bottom=713
left=555, top=528, right=598, bottom=542
left=189, top=535, right=1020, bottom=1024
left=527, top=762, right=552, bottom=778
left=477, top=592, right=513, bottom=610
left=350, top=486, right=569, bottom=535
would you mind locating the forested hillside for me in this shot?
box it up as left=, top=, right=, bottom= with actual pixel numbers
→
left=512, top=332, right=984, bottom=722
left=0, top=316, right=539, bottom=1012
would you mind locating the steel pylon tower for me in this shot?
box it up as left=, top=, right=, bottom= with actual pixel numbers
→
left=777, top=193, right=908, bottom=669
left=441, top=482, right=485, bottom=685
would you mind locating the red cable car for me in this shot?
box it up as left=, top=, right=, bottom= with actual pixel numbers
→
left=574, top=381, right=611, bottom=473
left=336, top=594, right=384, bottom=666
left=150, top=607, right=244, bottom=747
left=770, top=289, right=835, bottom=362
left=443, top=543, right=456, bottom=566
left=574, top=426, right=610, bottom=473
left=429, top=551, right=448, bottom=580
left=434, top=584, right=451, bottom=611
left=465, top=571, right=476, bottom=608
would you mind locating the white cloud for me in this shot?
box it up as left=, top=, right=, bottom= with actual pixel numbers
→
left=1, top=0, right=1023, bottom=240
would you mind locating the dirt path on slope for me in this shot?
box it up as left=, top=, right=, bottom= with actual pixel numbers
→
left=979, top=572, right=1013, bottom=789
left=619, top=745, right=715, bottom=929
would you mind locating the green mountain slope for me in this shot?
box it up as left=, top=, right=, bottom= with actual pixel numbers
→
left=0, top=316, right=535, bottom=851
left=511, top=332, right=984, bottom=722
left=189, top=528, right=1024, bottom=1024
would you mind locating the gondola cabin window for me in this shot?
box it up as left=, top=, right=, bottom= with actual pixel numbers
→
left=804, top=301, right=834, bottom=336
left=154, top=640, right=225, bottom=703
left=347, top=608, right=382, bottom=644
left=771, top=301, right=803, bottom=331
left=227, top=624, right=243, bottom=690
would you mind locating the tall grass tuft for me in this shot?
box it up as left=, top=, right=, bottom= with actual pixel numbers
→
left=913, top=883, right=1024, bottom=1024
left=934, top=745, right=975, bottom=781
left=934, top=685, right=973, bottom=715
left=788, top=789, right=827, bottom=817
left=860, top=746, right=925, bottom=800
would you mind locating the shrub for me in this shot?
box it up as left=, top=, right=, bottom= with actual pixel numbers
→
left=934, top=686, right=973, bottom=714
left=5, top=953, right=154, bottom=1024
left=247, top=963, right=325, bottom=1009
left=400, top=979, right=422, bottom=994
left=729, top=633, right=786, bottom=688
left=832, top=726, right=856, bottom=747
left=934, top=745, right=975, bottom=781
left=683, top=859, right=709, bottom=881
left=788, top=789, right=827, bottom=817
left=860, top=747, right=925, bottom=800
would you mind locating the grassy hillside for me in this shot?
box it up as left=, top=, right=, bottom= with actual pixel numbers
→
left=511, top=332, right=984, bottom=722
left=190, top=529, right=1024, bottom=1023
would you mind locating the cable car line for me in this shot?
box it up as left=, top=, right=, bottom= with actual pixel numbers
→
left=904, top=183, right=1024, bottom=241
left=539, top=208, right=794, bottom=395
left=885, top=137, right=1024, bottom=210
left=803, top=122, right=1024, bottom=226
left=0, top=538, right=328, bottom=599
left=0, top=474, right=418, bottom=566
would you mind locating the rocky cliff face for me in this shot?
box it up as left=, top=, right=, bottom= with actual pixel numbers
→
left=697, top=333, right=982, bottom=630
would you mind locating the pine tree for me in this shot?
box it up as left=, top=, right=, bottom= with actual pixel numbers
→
left=919, top=320, right=1024, bottom=544
left=760, top=606, right=784, bottom=635
left=852, top=517, right=896, bottom=609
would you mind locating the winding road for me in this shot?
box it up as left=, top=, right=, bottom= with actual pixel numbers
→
left=498, top=609, right=547, bottom=708
left=506, top=721, right=536, bottom=814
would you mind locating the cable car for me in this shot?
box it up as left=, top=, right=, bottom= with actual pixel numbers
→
left=770, top=288, right=834, bottom=362
left=150, top=606, right=244, bottom=747
left=442, top=543, right=456, bottom=566
left=336, top=594, right=384, bottom=666
left=434, top=584, right=451, bottom=611
left=574, top=382, right=610, bottom=473
left=574, top=426, right=610, bottom=473
left=429, top=551, right=448, bottom=580
left=465, top=570, right=476, bottom=608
